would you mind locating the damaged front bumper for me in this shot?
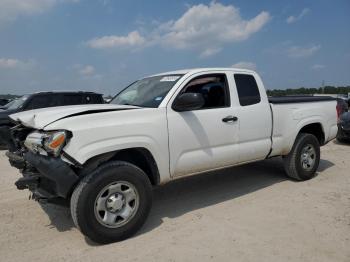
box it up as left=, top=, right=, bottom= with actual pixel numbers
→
left=8, top=151, right=79, bottom=201
left=3, top=123, right=80, bottom=202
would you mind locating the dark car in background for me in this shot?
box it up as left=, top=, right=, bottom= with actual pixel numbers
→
left=337, top=112, right=350, bottom=142
left=0, top=91, right=104, bottom=148
left=336, top=98, right=348, bottom=116
left=0, top=98, right=10, bottom=106
left=336, top=98, right=350, bottom=143
left=0, top=99, right=15, bottom=110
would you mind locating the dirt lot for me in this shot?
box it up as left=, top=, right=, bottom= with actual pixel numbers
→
left=0, top=141, right=349, bottom=262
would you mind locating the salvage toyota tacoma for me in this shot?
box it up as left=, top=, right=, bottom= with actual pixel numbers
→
left=4, top=68, right=338, bottom=243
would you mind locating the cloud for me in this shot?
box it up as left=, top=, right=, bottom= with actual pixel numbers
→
left=159, top=2, right=271, bottom=54
left=0, top=58, right=35, bottom=69
left=73, top=64, right=102, bottom=79
left=0, top=0, right=78, bottom=24
left=231, top=61, right=257, bottom=70
left=286, top=8, right=309, bottom=24
left=287, top=44, right=321, bottom=58
left=98, top=0, right=110, bottom=6
left=311, top=64, right=325, bottom=70
left=86, top=31, right=146, bottom=49
left=0, top=58, right=21, bottom=68
left=199, top=47, right=222, bottom=58
left=79, top=65, right=95, bottom=76
left=86, top=2, right=271, bottom=57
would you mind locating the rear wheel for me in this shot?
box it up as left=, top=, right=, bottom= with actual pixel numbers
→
left=70, top=161, right=152, bottom=244
left=283, top=133, right=320, bottom=181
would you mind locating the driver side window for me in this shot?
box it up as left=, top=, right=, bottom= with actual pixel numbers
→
left=180, top=74, right=230, bottom=109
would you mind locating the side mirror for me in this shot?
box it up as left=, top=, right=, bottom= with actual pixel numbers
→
left=172, top=93, right=205, bottom=112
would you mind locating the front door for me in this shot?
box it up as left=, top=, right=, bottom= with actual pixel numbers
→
left=167, top=73, right=239, bottom=177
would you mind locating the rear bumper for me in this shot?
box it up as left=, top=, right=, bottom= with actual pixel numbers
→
left=9, top=151, right=79, bottom=199
left=337, top=124, right=350, bottom=139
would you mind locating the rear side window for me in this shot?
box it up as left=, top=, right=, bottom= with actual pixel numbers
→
left=62, top=94, right=83, bottom=105
left=25, top=95, right=58, bottom=110
left=234, top=74, right=261, bottom=106
left=84, top=94, right=103, bottom=104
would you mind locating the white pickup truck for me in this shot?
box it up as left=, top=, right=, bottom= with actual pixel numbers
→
left=5, top=68, right=338, bottom=243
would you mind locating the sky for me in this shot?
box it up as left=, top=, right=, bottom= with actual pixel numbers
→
left=0, top=0, right=349, bottom=96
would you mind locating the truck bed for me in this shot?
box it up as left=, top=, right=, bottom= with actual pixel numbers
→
left=268, top=96, right=335, bottom=104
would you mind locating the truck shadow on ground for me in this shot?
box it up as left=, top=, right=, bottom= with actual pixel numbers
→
left=317, top=159, right=334, bottom=172
left=40, top=201, right=72, bottom=232
left=333, top=139, right=350, bottom=146
left=39, top=157, right=334, bottom=244
left=140, top=158, right=287, bottom=236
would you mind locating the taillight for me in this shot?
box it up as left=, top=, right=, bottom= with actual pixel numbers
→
left=336, top=104, right=341, bottom=122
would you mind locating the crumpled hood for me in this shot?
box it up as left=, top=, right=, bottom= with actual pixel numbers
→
left=9, top=104, right=139, bottom=129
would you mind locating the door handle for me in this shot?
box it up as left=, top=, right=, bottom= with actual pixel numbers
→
left=222, top=116, right=238, bottom=123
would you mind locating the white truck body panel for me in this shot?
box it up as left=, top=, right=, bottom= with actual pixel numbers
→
left=230, top=72, right=273, bottom=163
left=10, top=68, right=338, bottom=184
left=44, top=108, right=171, bottom=183
left=269, top=101, right=338, bottom=156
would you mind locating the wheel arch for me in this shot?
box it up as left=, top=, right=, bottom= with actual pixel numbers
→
left=78, top=147, right=160, bottom=186
left=279, top=121, right=326, bottom=156
left=298, top=122, right=325, bottom=145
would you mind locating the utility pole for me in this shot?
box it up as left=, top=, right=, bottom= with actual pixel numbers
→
left=322, top=80, right=325, bottom=94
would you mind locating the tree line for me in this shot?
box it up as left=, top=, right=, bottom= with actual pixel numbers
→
left=266, top=86, right=350, bottom=97
left=1, top=85, right=350, bottom=100
left=0, top=94, right=21, bottom=100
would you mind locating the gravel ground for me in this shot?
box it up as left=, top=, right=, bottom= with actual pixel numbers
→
left=0, top=141, right=349, bottom=262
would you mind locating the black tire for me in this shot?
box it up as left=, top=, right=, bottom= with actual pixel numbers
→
left=336, top=128, right=344, bottom=142
left=336, top=137, right=345, bottom=143
left=70, top=161, right=152, bottom=244
left=283, top=133, right=320, bottom=181
left=336, top=128, right=348, bottom=143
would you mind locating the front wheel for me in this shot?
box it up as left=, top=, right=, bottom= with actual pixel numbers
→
left=70, top=161, right=152, bottom=244
left=283, top=133, right=320, bottom=181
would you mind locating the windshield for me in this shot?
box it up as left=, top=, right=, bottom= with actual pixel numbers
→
left=111, top=75, right=184, bottom=108
left=7, top=95, right=29, bottom=110
left=2, top=100, right=14, bottom=109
